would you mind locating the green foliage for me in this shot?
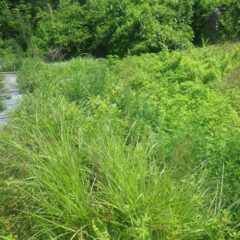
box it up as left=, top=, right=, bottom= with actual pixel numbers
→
left=32, top=0, right=240, bottom=57
left=0, top=0, right=61, bottom=56
left=1, top=95, right=225, bottom=239
left=0, top=39, right=24, bottom=71
left=191, top=0, right=240, bottom=44
left=84, top=0, right=194, bottom=56
left=220, top=0, right=240, bottom=41
left=33, top=0, right=194, bottom=57
left=1, top=44, right=240, bottom=239
left=0, top=0, right=32, bottom=50
left=1, top=0, right=240, bottom=58
left=1, top=1, right=240, bottom=239
left=33, top=1, right=89, bottom=57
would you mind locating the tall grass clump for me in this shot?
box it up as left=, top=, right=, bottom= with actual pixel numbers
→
left=0, top=95, right=226, bottom=239
left=1, top=44, right=240, bottom=239
left=18, top=57, right=114, bottom=102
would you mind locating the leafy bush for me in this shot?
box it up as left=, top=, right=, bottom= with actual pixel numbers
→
left=192, top=0, right=240, bottom=44
left=33, top=0, right=194, bottom=57
left=1, top=0, right=240, bottom=60
left=0, top=0, right=32, bottom=50
left=33, top=2, right=89, bottom=57
left=220, top=0, right=240, bottom=41
left=32, top=0, right=240, bottom=57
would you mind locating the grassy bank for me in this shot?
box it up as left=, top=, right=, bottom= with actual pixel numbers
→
left=0, top=44, right=240, bottom=239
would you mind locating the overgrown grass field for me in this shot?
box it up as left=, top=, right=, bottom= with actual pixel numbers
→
left=0, top=44, right=240, bottom=239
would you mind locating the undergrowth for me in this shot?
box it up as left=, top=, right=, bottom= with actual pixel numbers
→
left=0, top=41, right=24, bottom=72
left=0, top=44, right=240, bottom=239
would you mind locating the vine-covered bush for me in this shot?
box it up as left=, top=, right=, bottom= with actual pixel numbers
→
left=1, top=0, right=240, bottom=58
left=33, top=0, right=195, bottom=57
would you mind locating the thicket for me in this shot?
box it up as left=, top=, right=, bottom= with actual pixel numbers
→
left=0, top=0, right=240, bottom=59
left=33, top=0, right=194, bottom=57
left=0, top=44, right=239, bottom=239
left=33, top=0, right=240, bottom=57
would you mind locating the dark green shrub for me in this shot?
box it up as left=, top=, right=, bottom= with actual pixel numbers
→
left=0, top=0, right=32, bottom=50
left=33, top=0, right=194, bottom=57
left=33, top=1, right=89, bottom=57
left=220, top=0, right=240, bottom=41
left=1, top=0, right=240, bottom=59
left=192, top=0, right=240, bottom=44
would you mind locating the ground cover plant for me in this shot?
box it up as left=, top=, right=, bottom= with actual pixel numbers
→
left=0, top=43, right=240, bottom=239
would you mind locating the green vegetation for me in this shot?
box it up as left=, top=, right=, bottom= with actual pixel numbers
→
left=1, top=1, right=240, bottom=59
left=0, top=39, right=24, bottom=72
left=31, top=0, right=240, bottom=57
left=33, top=0, right=194, bottom=57
left=0, top=44, right=240, bottom=239
left=0, top=0, right=240, bottom=239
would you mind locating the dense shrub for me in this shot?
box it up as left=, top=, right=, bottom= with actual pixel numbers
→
left=33, top=2, right=89, bottom=57
left=192, top=0, right=240, bottom=44
left=0, top=0, right=32, bottom=50
left=1, top=0, right=240, bottom=58
left=33, top=0, right=195, bottom=57
left=32, top=0, right=240, bottom=57
left=220, top=0, right=240, bottom=41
